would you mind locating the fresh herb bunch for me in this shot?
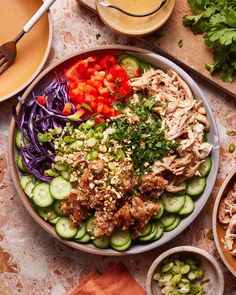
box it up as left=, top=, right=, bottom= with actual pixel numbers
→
left=111, top=96, right=178, bottom=173
left=183, top=0, right=236, bottom=82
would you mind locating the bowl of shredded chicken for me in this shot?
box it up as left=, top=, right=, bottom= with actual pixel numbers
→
left=9, top=46, right=220, bottom=255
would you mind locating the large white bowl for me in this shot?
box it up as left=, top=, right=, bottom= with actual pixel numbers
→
left=8, top=45, right=220, bottom=256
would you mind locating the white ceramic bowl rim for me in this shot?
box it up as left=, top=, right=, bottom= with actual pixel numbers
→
left=9, top=45, right=220, bottom=256
left=146, top=246, right=225, bottom=295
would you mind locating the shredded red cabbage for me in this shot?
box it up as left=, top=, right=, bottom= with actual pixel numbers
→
left=13, top=76, right=84, bottom=182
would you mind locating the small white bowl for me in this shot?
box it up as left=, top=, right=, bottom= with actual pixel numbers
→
left=146, top=246, right=224, bottom=295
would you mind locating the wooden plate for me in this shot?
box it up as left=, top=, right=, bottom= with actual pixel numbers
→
left=213, top=166, right=236, bottom=277
left=96, top=0, right=175, bottom=37
left=8, top=45, right=219, bottom=256
left=0, top=0, right=52, bottom=102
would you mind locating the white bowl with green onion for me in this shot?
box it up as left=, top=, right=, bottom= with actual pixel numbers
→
left=146, top=246, right=224, bottom=295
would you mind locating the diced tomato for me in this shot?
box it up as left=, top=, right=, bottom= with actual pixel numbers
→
left=134, top=68, right=141, bottom=77
left=98, top=87, right=109, bottom=97
left=36, top=96, right=46, bottom=105
left=65, top=54, right=132, bottom=120
left=96, top=102, right=104, bottom=113
left=99, top=55, right=117, bottom=69
left=61, top=103, right=72, bottom=116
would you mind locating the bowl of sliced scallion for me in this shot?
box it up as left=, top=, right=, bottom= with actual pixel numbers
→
left=146, top=246, right=224, bottom=295
left=9, top=45, right=220, bottom=255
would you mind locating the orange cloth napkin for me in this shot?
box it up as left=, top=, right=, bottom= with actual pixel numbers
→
left=68, top=263, right=146, bottom=295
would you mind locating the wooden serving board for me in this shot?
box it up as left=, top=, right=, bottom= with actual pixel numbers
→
left=78, top=0, right=236, bottom=97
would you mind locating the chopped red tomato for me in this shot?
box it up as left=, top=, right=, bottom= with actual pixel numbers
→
left=36, top=96, right=46, bottom=105
left=64, top=54, right=133, bottom=120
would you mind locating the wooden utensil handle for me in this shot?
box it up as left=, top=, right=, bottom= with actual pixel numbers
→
left=23, top=0, right=56, bottom=33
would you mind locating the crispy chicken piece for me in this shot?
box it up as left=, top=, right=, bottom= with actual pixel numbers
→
left=225, top=215, right=236, bottom=253
left=139, top=174, right=168, bottom=193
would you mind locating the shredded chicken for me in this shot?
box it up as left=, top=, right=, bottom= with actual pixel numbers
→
left=218, top=181, right=236, bottom=256
left=130, top=69, right=212, bottom=190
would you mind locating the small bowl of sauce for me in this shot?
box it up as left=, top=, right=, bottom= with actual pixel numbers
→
left=96, top=0, right=175, bottom=36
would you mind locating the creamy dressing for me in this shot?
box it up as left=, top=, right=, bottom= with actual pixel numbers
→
left=107, top=0, right=163, bottom=14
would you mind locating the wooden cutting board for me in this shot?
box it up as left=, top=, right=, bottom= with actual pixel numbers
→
left=78, top=0, right=236, bottom=97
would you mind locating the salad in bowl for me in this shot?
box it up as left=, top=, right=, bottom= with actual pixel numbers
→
left=9, top=46, right=219, bottom=255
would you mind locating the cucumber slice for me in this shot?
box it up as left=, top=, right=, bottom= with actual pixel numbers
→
left=20, top=175, right=31, bottom=190
left=32, top=183, right=54, bottom=207
left=61, top=170, right=71, bottom=180
left=24, top=181, right=35, bottom=198
left=110, top=229, right=131, bottom=247
left=16, top=154, right=27, bottom=172
left=111, top=238, right=131, bottom=251
left=151, top=222, right=164, bottom=241
left=86, top=216, right=95, bottom=236
left=161, top=193, right=186, bottom=213
left=178, top=195, right=195, bottom=215
left=15, top=130, right=22, bottom=149
left=55, top=217, right=78, bottom=239
left=74, top=223, right=86, bottom=239
left=49, top=217, right=60, bottom=225
left=198, top=157, right=212, bottom=177
left=75, top=233, right=91, bottom=243
left=37, top=206, right=54, bottom=220
left=118, top=54, right=140, bottom=78
left=164, top=216, right=181, bottom=232
left=160, top=214, right=176, bottom=228
left=50, top=176, right=72, bottom=200
left=138, top=223, right=157, bottom=241
left=92, top=236, right=110, bottom=249
left=152, top=199, right=164, bottom=219
left=187, top=177, right=206, bottom=196
left=140, top=62, right=156, bottom=73
left=54, top=162, right=69, bottom=171
left=53, top=200, right=66, bottom=216
left=139, top=223, right=152, bottom=237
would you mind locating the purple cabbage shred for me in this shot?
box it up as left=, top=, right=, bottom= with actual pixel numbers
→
left=13, top=75, right=84, bottom=183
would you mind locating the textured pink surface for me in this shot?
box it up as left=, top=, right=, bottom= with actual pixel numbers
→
left=0, top=0, right=236, bottom=294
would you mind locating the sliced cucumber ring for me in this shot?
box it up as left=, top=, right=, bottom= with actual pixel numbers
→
left=92, top=236, right=110, bottom=249
left=74, top=223, right=86, bottom=240
left=198, top=157, right=212, bottom=177
left=53, top=200, right=66, bottom=216
left=160, top=214, right=176, bottom=228
left=118, top=54, right=140, bottom=78
left=138, top=223, right=157, bottom=241
left=55, top=217, right=78, bottom=239
left=75, top=233, right=91, bottom=244
left=15, top=130, right=22, bottom=149
left=24, top=181, right=35, bottom=198
left=86, top=215, right=95, bottom=236
left=139, top=223, right=153, bottom=237
left=50, top=176, right=72, bottom=200
left=151, top=222, right=164, bottom=241
left=161, top=193, right=186, bottom=213
left=110, top=229, right=131, bottom=247
left=187, top=177, right=206, bottom=196
left=16, top=154, right=27, bottom=172
left=164, top=216, right=181, bottom=232
left=111, top=238, right=131, bottom=251
left=152, top=199, right=164, bottom=219
left=178, top=195, right=195, bottom=215
left=32, top=183, right=54, bottom=207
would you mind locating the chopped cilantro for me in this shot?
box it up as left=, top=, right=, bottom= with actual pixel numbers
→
left=183, top=0, right=236, bottom=82
left=111, top=98, right=178, bottom=173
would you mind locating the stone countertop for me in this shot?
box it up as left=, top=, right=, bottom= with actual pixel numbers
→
left=0, top=1, right=236, bottom=294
